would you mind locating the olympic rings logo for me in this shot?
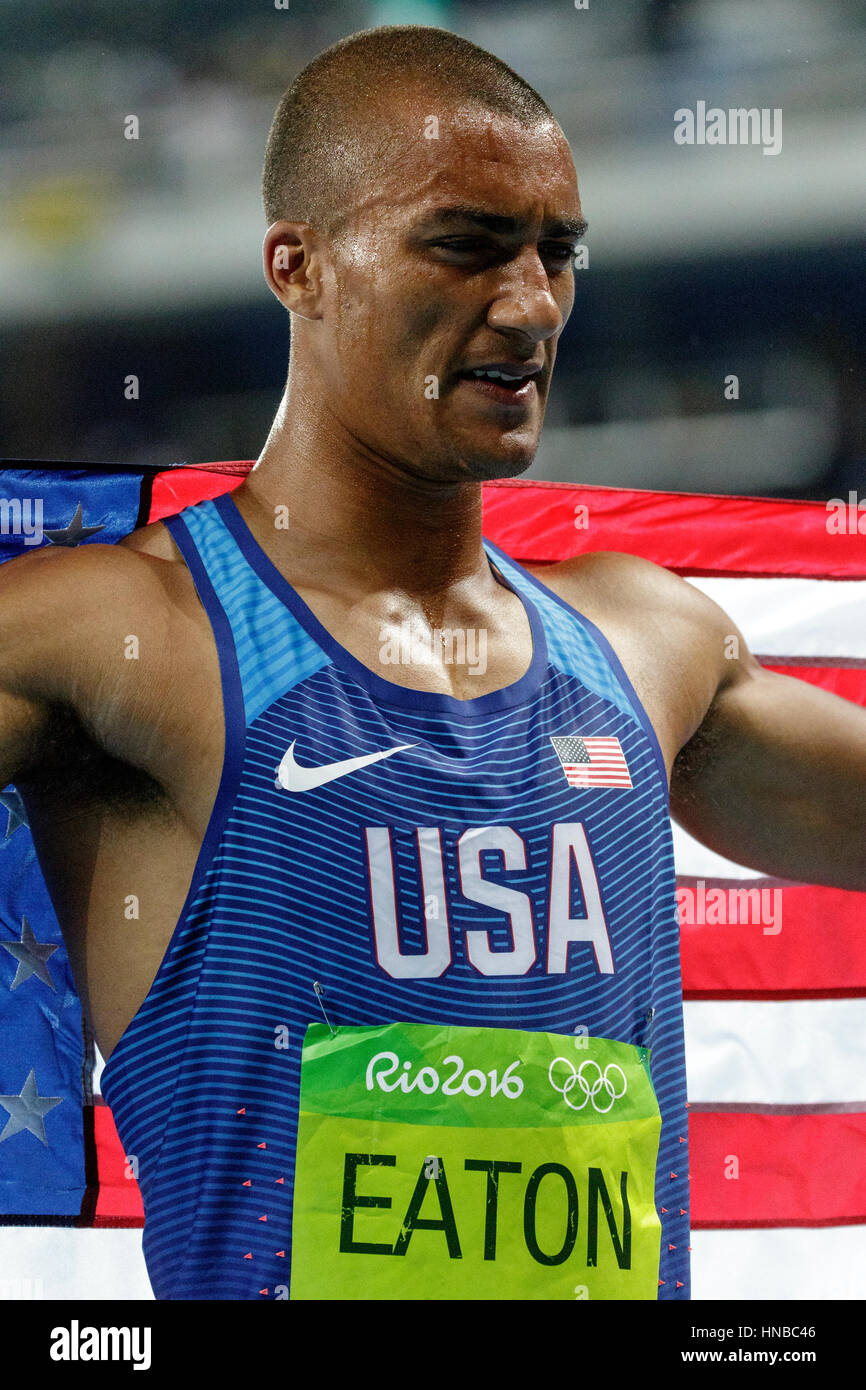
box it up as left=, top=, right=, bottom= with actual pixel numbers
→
left=548, top=1057, right=628, bottom=1113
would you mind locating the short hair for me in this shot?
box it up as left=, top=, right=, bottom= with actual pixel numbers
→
left=261, top=25, right=557, bottom=236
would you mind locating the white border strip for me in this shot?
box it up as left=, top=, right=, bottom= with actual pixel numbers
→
left=684, top=998, right=866, bottom=1104
left=684, top=577, right=866, bottom=659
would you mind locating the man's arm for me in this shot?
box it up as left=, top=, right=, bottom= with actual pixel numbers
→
left=0, top=543, right=176, bottom=792
left=648, top=556, right=866, bottom=890
left=0, top=548, right=69, bottom=789
left=671, top=645, right=866, bottom=891
left=541, top=549, right=866, bottom=891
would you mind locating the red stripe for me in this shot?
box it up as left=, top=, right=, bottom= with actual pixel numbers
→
left=479, top=479, right=866, bottom=577
left=689, top=1110, right=866, bottom=1227
left=87, top=1099, right=866, bottom=1229
left=148, top=464, right=247, bottom=521
left=92, top=1104, right=144, bottom=1227
left=765, top=664, right=866, bottom=702
left=680, top=879, right=866, bottom=998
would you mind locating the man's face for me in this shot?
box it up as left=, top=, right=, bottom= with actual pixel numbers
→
left=311, top=96, right=584, bottom=482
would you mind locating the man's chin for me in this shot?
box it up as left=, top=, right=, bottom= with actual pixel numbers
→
left=457, top=437, right=540, bottom=482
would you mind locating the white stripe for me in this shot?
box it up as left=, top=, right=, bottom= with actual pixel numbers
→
left=684, top=576, right=866, bottom=659
left=684, top=999, right=866, bottom=1104
left=692, top=1226, right=866, bottom=1300
left=0, top=1227, right=152, bottom=1299
left=92, top=1044, right=105, bottom=1097
left=2, top=1221, right=862, bottom=1300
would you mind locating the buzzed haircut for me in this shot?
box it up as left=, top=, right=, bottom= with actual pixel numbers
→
left=261, top=25, right=556, bottom=237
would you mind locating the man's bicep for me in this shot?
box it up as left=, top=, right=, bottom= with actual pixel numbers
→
left=670, top=663, right=866, bottom=887
left=0, top=544, right=122, bottom=785
left=0, top=551, right=66, bottom=785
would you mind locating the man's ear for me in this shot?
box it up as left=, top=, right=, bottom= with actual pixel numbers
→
left=263, top=221, right=325, bottom=320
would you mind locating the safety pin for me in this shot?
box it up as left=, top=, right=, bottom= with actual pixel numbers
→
left=313, top=981, right=337, bottom=1037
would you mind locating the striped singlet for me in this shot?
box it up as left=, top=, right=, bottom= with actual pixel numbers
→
left=100, top=490, right=691, bottom=1300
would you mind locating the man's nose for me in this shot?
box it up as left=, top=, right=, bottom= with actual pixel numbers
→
left=487, top=252, right=564, bottom=343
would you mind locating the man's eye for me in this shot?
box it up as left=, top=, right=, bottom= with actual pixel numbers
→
left=432, top=238, right=487, bottom=253
left=431, top=239, right=577, bottom=265
left=542, top=243, right=579, bottom=263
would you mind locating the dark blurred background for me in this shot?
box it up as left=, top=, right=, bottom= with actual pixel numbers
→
left=2, top=0, right=864, bottom=498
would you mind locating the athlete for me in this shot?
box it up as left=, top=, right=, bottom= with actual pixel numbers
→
left=1, top=27, right=865, bottom=1300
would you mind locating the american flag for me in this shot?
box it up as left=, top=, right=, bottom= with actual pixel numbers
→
left=1, top=465, right=864, bottom=1300
left=550, top=734, right=633, bottom=789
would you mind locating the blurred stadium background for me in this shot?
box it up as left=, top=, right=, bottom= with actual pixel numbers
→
left=2, top=0, right=864, bottom=498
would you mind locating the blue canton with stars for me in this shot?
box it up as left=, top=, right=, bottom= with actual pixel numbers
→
left=0, top=465, right=144, bottom=1218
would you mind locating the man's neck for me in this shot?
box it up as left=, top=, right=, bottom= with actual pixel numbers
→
left=236, top=390, right=502, bottom=602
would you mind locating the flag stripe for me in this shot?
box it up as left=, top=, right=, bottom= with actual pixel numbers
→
left=766, top=664, right=866, bottom=698
left=92, top=1105, right=144, bottom=1225
left=679, top=880, right=866, bottom=997
left=684, top=999, right=866, bottom=1103
left=480, top=479, right=866, bottom=578
left=684, top=577, right=866, bottom=658
left=692, top=1225, right=866, bottom=1300
left=149, top=464, right=246, bottom=520
left=689, top=1110, right=866, bottom=1227
left=0, top=1227, right=153, bottom=1299
left=3, top=1223, right=864, bottom=1300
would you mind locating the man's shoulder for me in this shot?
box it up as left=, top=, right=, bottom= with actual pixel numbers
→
left=0, top=522, right=192, bottom=677
left=522, top=547, right=758, bottom=746
left=116, top=515, right=185, bottom=563
left=1, top=514, right=185, bottom=603
left=522, top=548, right=714, bottom=629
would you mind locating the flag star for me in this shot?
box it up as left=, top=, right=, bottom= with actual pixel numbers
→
left=0, top=789, right=28, bottom=839
left=0, top=1069, right=62, bottom=1144
left=2, top=916, right=59, bottom=990
left=43, top=503, right=105, bottom=547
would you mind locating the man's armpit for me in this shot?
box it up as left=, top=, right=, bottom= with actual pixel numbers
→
left=670, top=703, right=728, bottom=813
left=17, top=701, right=172, bottom=823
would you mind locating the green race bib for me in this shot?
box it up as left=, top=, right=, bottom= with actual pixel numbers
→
left=290, top=1021, right=662, bottom=1300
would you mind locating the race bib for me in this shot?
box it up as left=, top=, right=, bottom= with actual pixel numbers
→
left=290, top=1022, right=662, bottom=1300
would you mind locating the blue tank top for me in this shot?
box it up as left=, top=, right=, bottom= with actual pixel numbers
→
left=100, top=490, right=691, bottom=1300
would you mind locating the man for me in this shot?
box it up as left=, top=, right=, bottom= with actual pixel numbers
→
left=1, top=26, right=864, bottom=1300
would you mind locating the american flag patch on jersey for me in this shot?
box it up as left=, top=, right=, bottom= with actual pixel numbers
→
left=550, top=735, right=633, bottom=789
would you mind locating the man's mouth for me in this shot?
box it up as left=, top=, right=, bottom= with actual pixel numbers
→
left=453, top=362, right=542, bottom=405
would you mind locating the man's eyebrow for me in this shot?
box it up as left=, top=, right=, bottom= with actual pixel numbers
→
left=418, top=205, right=588, bottom=241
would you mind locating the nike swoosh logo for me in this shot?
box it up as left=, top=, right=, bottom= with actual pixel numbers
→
left=275, top=740, right=417, bottom=793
